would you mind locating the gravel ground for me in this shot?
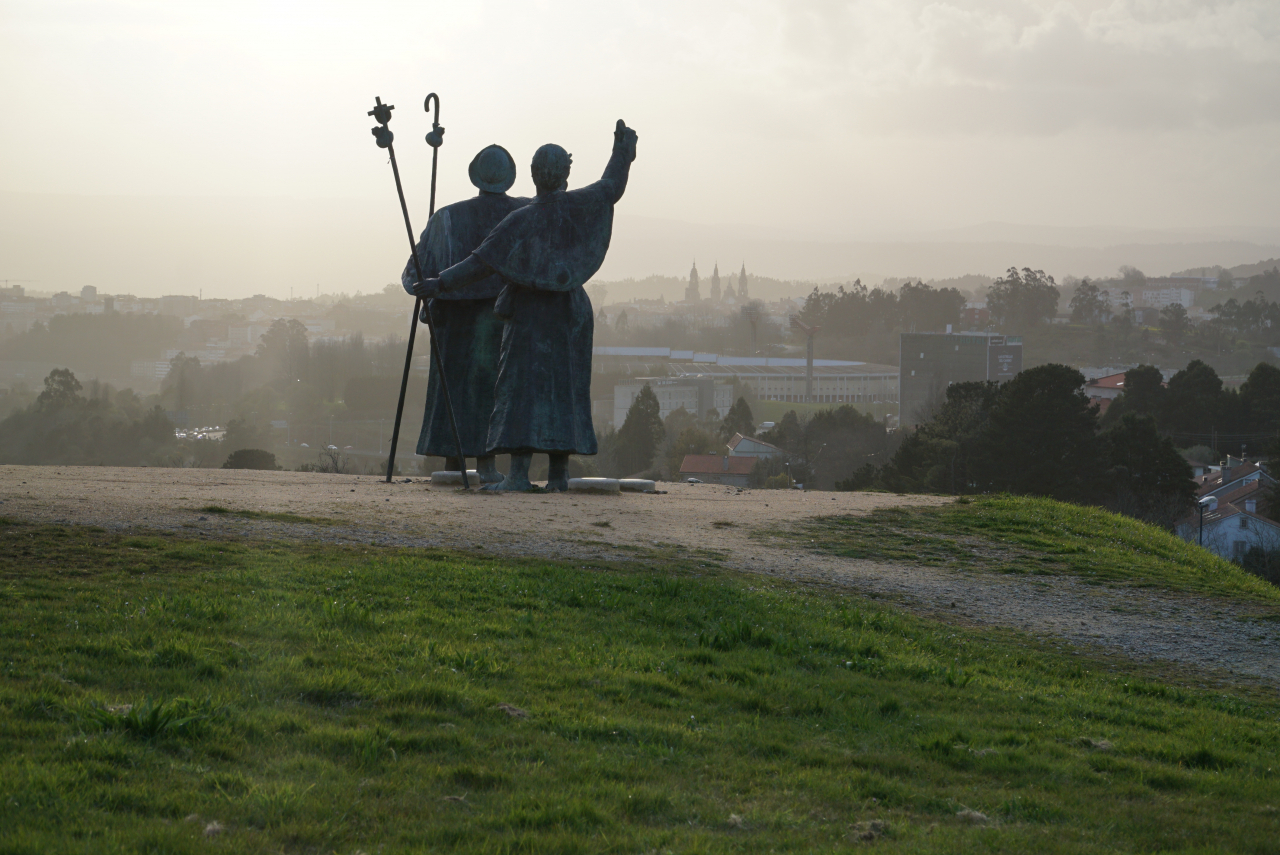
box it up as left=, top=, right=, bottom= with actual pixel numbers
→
left=4, top=465, right=1278, bottom=688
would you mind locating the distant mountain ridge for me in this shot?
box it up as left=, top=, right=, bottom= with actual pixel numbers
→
left=1170, top=259, right=1280, bottom=280
left=2, top=191, right=1277, bottom=302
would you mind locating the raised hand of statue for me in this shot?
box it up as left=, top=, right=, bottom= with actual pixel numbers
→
left=613, top=119, right=638, bottom=162
left=412, top=278, right=441, bottom=299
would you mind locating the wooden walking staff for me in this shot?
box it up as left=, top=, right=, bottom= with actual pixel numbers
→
left=368, top=95, right=470, bottom=488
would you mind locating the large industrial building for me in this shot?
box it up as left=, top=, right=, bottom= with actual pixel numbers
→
left=898, top=332, right=1023, bottom=427
left=613, top=376, right=735, bottom=425
left=597, top=347, right=899, bottom=428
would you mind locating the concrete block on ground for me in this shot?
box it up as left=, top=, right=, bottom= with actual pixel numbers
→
left=619, top=479, right=657, bottom=492
left=431, top=470, right=479, bottom=486
left=568, top=477, right=620, bottom=494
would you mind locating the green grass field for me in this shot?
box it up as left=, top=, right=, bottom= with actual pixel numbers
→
left=1, top=516, right=1279, bottom=853
left=785, top=495, right=1280, bottom=605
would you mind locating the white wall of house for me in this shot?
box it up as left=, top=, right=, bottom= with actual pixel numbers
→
left=1180, top=513, right=1280, bottom=562
left=728, top=437, right=782, bottom=459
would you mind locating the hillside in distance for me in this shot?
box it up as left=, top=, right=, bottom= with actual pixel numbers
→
left=3, top=191, right=1278, bottom=302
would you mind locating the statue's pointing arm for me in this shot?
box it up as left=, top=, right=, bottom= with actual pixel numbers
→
left=597, top=120, right=638, bottom=205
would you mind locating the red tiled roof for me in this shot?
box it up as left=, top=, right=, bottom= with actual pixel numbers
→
left=679, top=454, right=757, bottom=476
left=1085, top=372, right=1168, bottom=391
left=1086, top=373, right=1127, bottom=390
left=1182, top=478, right=1274, bottom=527
left=1216, top=478, right=1265, bottom=507
left=1194, top=461, right=1266, bottom=496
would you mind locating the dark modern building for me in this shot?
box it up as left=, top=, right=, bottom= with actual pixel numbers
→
left=899, top=332, right=1023, bottom=427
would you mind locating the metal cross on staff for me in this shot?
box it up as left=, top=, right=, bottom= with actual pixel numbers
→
left=368, top=95, right=469, bottom=488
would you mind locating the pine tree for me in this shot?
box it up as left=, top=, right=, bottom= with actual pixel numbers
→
left=615, top=385, right=664, bottom=475
left=719, top=397, right=756, bottom=441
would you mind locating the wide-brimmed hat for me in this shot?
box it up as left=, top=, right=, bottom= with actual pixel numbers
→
left=468, top=144, right=516, bottom=193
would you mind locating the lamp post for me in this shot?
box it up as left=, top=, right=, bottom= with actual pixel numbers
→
left=1198, top=496, right=1214, bottom=546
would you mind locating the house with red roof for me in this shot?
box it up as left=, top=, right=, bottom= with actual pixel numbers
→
left=1084, top=372, right=1130, bottom=417
left=1194, top=458, right=1275, bottom=500
left=1085, top=373, right=1128, bottom=400
left=678, top=454, right=756, bottom=487
left=725, top=433, right=783, bottom=460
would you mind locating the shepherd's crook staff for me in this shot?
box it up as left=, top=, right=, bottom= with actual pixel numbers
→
left=368, top=95, right=469, bottom=488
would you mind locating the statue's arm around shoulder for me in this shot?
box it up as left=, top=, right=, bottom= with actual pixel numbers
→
left=412, top=253, right=494, bottom=299
left=402, top=208, right=452, bottom=296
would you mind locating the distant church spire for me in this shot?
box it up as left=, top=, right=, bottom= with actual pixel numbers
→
left=738, top=262, right=748, bottom=299
left=710, top=263, right=721, bottom=300
left=685, top=261, right=700, bottom=302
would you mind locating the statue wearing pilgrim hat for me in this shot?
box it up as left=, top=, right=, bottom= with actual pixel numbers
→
left=401, top=144, right=527, bottom=484
left=414, top=121, right=638, bottom=492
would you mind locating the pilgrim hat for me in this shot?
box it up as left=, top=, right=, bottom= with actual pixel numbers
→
left=468, top=144, right=517, bottom=193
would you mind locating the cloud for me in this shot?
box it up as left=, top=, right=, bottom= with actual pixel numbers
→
left=768, top=0, right=1280, bottom=133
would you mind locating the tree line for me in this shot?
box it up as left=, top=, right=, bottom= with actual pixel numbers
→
left=868, top=364, right=1195, bottom=527
left=601, top=384, right=890, bottom=489
left=1100, top=360, right=1280, bottom=456
left=0, top=368, right=178, bottom=466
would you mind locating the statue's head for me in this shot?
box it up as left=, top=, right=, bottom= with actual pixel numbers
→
left=468, top=144, right=516, bottom=193
left=531, top=144, right=572, bottom=193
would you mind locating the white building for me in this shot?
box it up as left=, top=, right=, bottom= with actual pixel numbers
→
left=1177, top=481, right=1280, bottom=562
left=726, top=433, right=783, bottom=459
left=130, top=360, right=172, bottom=380
left=1139, top=287, right=1195, bottom=309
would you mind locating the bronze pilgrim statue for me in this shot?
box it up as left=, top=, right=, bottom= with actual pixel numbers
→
left=402, top=144, right=527, bottom=484
left=413, top=120, right=638, bottom=490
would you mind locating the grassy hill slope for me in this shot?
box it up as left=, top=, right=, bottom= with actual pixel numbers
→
left=790, top=495, right=1280, bottom=603
left=1, top=518, right=1278, bottom=853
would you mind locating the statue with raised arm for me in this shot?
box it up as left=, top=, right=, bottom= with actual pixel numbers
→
left=402, top=145, right=527, bottom=483
left=414, top=120, right=638, bottom=491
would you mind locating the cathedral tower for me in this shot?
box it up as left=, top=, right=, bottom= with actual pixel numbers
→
left=685, top=261, right=700, bottom=302
left=738, top=262, right=749, bottom=299
left=710, top=263, right=721, bottom=300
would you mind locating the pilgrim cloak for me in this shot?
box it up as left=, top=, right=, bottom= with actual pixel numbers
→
left=471, top=143, right=634, bottom=456
left=401, top=191, right=526, bottom=457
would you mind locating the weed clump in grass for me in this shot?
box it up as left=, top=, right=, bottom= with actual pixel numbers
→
left=71, top=696, right=219, bottom=739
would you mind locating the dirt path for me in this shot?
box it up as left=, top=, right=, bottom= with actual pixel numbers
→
left=4, top=465, right=1278, bottom=688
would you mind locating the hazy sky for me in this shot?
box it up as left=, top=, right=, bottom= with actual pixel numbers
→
left=2, top=1, right=1280, bottom=295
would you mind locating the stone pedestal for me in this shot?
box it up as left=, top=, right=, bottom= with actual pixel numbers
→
left=431, top=470, right=479, bottom=486
left=567, top=477, right=620, bottom=494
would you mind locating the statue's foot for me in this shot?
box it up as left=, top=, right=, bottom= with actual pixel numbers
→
left=546, top=453, right=569, bottom=493
left=481, top=475, right=536, bottom=492
left=478, top=458, right=504, bottom=484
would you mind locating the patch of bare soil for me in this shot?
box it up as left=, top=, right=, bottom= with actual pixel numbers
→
left=4, top=465, right=1278, bottom=687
